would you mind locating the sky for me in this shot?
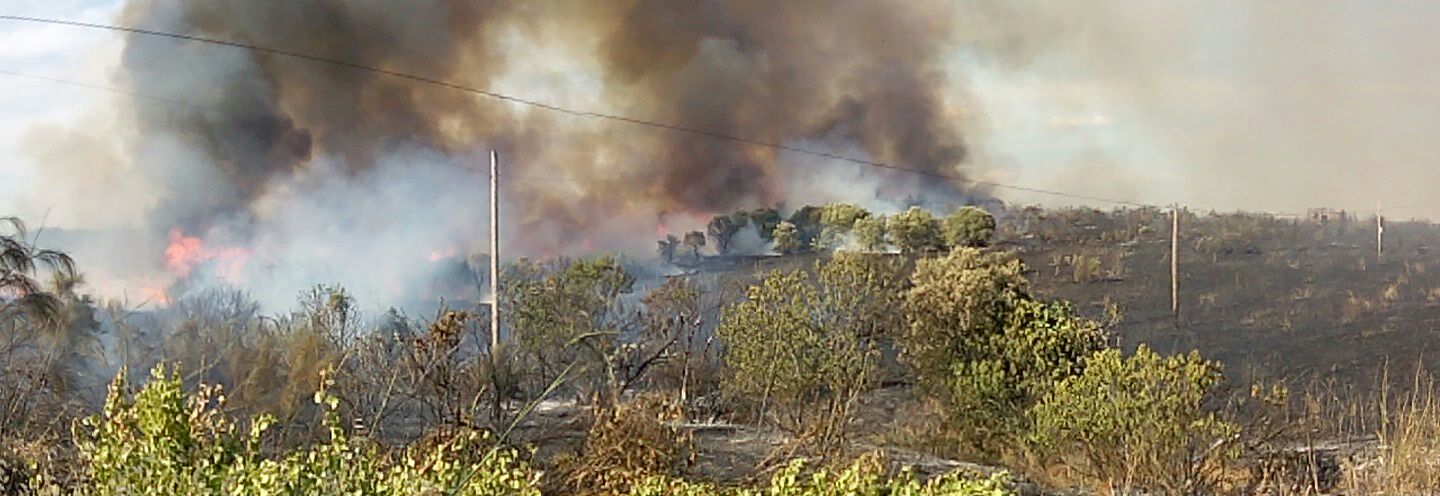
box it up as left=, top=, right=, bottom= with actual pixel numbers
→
left=0, top=0, right=125, bottom=227
left=6, top=1, right=1440, bottom=228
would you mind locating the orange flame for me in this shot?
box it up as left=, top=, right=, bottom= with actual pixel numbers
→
left=164, top=228, right=252, bottom=281
left=428, top=246, right=459, bottom=262
left=139, top=285, right=172, bottom=306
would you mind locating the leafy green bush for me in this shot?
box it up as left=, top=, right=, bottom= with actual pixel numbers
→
left=1029, top=345, right=1237, bottom=494
left=942, top=206, right=996, bottom=248
left=901, top=248, right=1106, bottom=456
left=507, top=256, right=635, bottom=400
left=717, top=255, right=898, bottom=453
left=900, top=248, right=1029, bottom=394
left=852, top=215, right=889, bottom=252
left=629, top=456, right=1015, bottom=496
left=886, top=207, right=943, bottom=253
left=772, top=221, right=803, bottom=254
left=74, top=365, right=540, bottom=496
left=815, top=203, right=872, bottom=249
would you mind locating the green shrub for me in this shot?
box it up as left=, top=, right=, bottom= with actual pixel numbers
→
left=629, top=457, right=1015, bottom=495
left=815, top=203, right=872, bottom=249
left=717, top=255, right=898, bottom=453
left=886, top=207, right=943, bottom=253
left=942, top=206, right=996, bottom=248
left=772, top=221, right=803, bottom=254
left=1029, top=345, right=1237, bottom=494
left=900, top=248, right=1028, bottom=395
left=74, top=365, right=540, bottom=496
left=852, top=215, right=889, bottom=252
left=507, top=256, right=635, bottom=400
left=901, top=248, right=1106, bottom=457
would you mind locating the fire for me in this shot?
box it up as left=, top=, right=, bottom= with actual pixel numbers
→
left=164, top=228, right=251, bottom=280
left=428, top=246, right=459, bottom=262
left=139, top=285, right=172, bottom=306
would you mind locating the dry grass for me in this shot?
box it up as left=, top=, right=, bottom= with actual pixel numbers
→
left=559, top=393, right=694, bottom=495
left=1341, top=370, right=1440, bottom=494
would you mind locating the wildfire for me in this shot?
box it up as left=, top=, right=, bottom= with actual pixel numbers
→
left=164, top=228, right=251, bottom=280
left=428, top=246, right=460, bottom=262
left=139, top=285, right=172, bottom=306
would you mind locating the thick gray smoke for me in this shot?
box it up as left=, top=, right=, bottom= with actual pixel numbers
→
left=956, top=0, right=1440, bottom=216
left=62, top=0, right=980, bottom=309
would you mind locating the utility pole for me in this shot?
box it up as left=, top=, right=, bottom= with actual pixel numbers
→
left=489, top=150, right=500, bottom=351
left=1377, top=201, right=1384, bottom=262
left=1171, top=205, right=1180, bottom=327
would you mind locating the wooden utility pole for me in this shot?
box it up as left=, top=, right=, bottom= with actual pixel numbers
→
left=1377, top=202, right=1384, bottom=262
left=1171, top=205, right=1180, bottom=327
left=489, top=150, right=500, bottom=351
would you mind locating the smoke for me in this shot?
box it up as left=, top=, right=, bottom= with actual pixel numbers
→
left=958, top=0, right=1440, bottom=215
left=25, top=0, right=978, bottom=309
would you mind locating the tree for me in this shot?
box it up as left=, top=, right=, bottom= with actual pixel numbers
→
left=786, top=205, right=826, bottom=247
left=0, top=216, right=82, bottom=436
left=1030, top=346, right=1236, bottom=494
left=900, top=248, right=1105, bottom=456
left=681, top=231, right=706, bottom=265
left=638, top=277, right=713, bottom=408
left=0, top=216, right=75, bottom=331
left=507, top=256, right=636, bottom=402
left=717, top=256, right=895, bottom=453
left=706, top=213, right=747, bottom=255
left=771, top=221, right=802, bottom=255
left=815, top=203, right=871, bottom=249
left=853, top=215, right=888, bottom=252
left=656, top=234, right=680, bottom=265
left=902, top=247, right=1028, bottom=401
left=886, top=207, right=943, bottom=253
left=942, top=206, right=996, bottom=248
left=747, top=208, right=783, bottom=242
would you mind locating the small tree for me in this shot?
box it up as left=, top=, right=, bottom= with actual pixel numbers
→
left=717, top=256, right=895, bottom=454
left=815, top=203, right=871, bottom=249
left=901, top=248, right=1105, bottom=457
left=507, top=256, right=636, bottom=402
left=706, top=213, right=746, bottom=255
left=943, top=206, right=997, bottom=248
left=853, top=215, right=889, bottom=252
left=656, top=235, right=680, bottom=265
left=771, top=221, right=802, bottom=255
left=0, top=216, right=75, bottom=331
left=901, top=248, right=1028, bottom=393
left=786, top=205, right=826, bottom=247
left=1030, top=345, right=1237, bottom=494
left=638, top=278, right=714, bottom=410
left=887, top=207, right=943, bottom=253
left=747, top=208, right=783, bottom=242
left=681, top=231, right=706, bottom=265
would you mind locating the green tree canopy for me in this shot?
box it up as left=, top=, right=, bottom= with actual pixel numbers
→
left=815, top=203, right=872, bottom=249
left=886, top=207, right=943, bottom=253
left=771, top=221, right=802, bottom=255
left=943, top=206, right=997, bottom=248
left=706, top=212, right=748, bottom=254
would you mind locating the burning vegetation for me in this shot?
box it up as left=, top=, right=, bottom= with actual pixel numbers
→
left=5, top=203, right=1440, bottom=494
left=7, top=1, right=1440, bottom=494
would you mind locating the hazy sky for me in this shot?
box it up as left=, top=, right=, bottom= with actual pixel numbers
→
left=6, top=1, right=1440, bottom=227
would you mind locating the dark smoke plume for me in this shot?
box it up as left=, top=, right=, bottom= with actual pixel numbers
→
left=82, top=0, right=980, bottom=308
left=118, top=0, right=974, bottom=231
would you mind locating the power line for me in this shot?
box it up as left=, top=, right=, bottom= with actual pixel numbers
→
left=0, top=68, right=225, bottom=115
left=0, top=68, right=624, bottom=186
left=0, top=14, right=1155, bottom=208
